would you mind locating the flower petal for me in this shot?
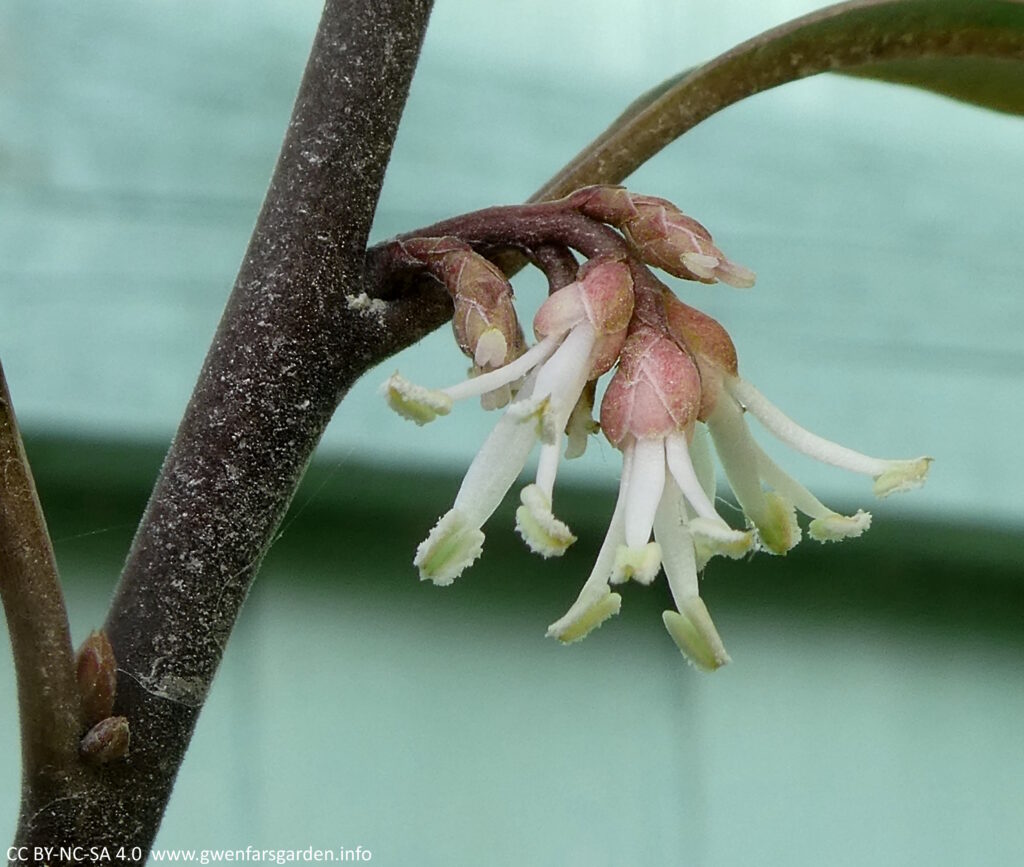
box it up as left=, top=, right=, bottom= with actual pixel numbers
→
left=547, top=478, right=628, bottom=641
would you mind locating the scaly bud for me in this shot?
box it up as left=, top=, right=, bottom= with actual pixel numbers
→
left=76, top=630, right=117, bottom=727
left=614, top=195, right=755, bottom=288
left=80, top=716, right=130, bottom=764
left=599, top=326, right=702, bottom=447
left=401, top=236, right=525, bottom=372
left=569, top=184, right=639, bottom=224
left=662, top=291, right=739, bottom=419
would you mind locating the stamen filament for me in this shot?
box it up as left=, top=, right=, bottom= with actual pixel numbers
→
left=727, top=377, right=899, bottom=477
left=624, top=438, right=666, bottom=549
left=443, top=335, right=559, bottom=402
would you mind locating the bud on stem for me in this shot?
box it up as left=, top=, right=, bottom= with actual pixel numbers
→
left=76, top=629, right=117, bottom=727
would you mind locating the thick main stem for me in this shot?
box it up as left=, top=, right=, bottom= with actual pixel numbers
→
left=13, top=0, right=435, bottom=855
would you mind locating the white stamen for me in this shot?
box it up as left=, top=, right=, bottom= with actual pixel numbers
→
left=551, top=591, right=622, bottom=644
left=535, top=439, right=561, bottom=499
left=443, top=334, right=559, bottom=402
left=727, top=377, right=930, bottom=485
left=707, top=396, right=800, bottom=554
left=706, top=396, right=772, bottom=529
left=663, top=601, right=731, bottom=671
left=531, top=324, right=596, bottom=410
left=612, top=542, right=662, bottom=585
left=689, top=424, right=718, bottom=505
left=623, top=438, right=666, bottom=548
left=382, top=373, right=453, bottom=425
left=413, top=509, right=485, bottom=585
left=653, top=477, right=699, bottom=604
left=451, top=376, right=539, bottom=527
left=665, top=433, right=724, bottom=523
left=546, top=467, right=629, bottom=640
left=530, top=323, right=597, bottom=502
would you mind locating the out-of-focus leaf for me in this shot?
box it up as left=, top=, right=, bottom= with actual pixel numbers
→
left=534, top=0, right=1024, bottom=200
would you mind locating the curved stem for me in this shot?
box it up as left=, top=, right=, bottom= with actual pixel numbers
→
left=531, top=0, right=1024, bottom=201
left=530, top=245, right=580, bottom=293
left=0, top=359, right=83, bottom=801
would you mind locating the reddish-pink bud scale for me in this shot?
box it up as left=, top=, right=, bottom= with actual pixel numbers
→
left=600, top=326, right=701, bottom=447
left=76, top=630, right=117, bottom=727
left=663, top=293, right=739, bottom=376
left=80, top=716, right=130, bottom=764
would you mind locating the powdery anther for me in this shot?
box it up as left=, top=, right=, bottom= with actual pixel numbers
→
left=516, top=483, right=577, bottom=557
left=382, top=373, right=454, bottom=425
left=663, top=600, right=731, bottom=671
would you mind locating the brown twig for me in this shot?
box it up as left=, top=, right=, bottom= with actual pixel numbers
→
left=0, top=359, right=83, bottom=811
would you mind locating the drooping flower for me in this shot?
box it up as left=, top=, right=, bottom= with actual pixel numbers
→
left=379, top=187, right=932, bottom=672
left=383, top=257, right=635, bottom=584
left=546, top=321, right=753, bottom=669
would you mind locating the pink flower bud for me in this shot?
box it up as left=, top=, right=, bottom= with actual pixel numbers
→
left=534, top=258, right=633, bottom=339
left=663, top=293, right=739, bottom=375
left=600, top=325, right=701, bottom=447
left=619, top=197, right=755, bottom=288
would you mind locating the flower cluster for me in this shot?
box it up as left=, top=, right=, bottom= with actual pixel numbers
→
left=382, top=187, right=930, bottom=671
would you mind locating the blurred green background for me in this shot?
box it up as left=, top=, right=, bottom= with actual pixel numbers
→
left=1, top=1, right=1022, bottom=864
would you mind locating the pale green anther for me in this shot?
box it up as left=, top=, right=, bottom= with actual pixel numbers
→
left=611, top=541, right=661, bottom=585
left=515, top=484, right=576, bottom=558
left=663, top=598, right=730, bottom=671
left=808, top=510, right=871, bottom=542
left=383, top=373, right=452, bottom=426
left=554, top=591, right=622, bottom=644
left=753, top=491, right=801, bottom=555
left=872, top=458, right=933, bottom=498
left=413, top=510, right=485, bottom=586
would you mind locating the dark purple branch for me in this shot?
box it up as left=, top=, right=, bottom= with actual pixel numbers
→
left=530, top=245, right=580, bottom=293
left=364, top=198, right=631, bottom=306
left=14, top=0, right=434, bottom=854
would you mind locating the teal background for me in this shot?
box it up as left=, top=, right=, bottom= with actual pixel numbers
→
left=1, top=1, right=1022, bottom=864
